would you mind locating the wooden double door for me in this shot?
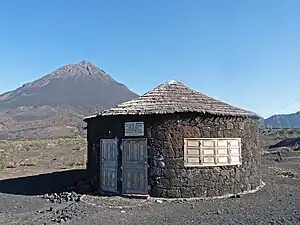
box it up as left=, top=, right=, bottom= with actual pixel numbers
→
left=99, top=138, right=148, bottom=195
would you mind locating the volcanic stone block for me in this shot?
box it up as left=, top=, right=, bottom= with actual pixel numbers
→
left=181, top=187, right=194, bottom=198
left=165, top=188, right=182, bottom=198
left=163, top=169, right=177, bottom=179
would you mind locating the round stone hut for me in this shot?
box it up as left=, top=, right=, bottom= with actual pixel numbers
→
left=84, top=80, right=262, bottom=198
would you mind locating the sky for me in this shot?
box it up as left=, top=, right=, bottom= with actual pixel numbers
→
left=0, top=0, right=300, bottom=118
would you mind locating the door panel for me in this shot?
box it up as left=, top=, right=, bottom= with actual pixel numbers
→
left=100, top=139, right=118, bottom=193
left=122, top=138, right=148, bottom=195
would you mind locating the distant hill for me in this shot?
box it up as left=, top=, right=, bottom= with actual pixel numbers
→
left=0, top=61, right=138, bottom=140
left=260, top=111, right=300, bottom=128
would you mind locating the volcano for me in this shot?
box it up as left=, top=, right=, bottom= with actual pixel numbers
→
left=0, top=61, right=138, bottom=140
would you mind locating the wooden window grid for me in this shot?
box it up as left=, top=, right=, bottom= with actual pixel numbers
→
left=184, top=138, right=242, bottom=167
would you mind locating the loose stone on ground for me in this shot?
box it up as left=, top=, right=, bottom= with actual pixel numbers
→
left=41, top=192, right=82, bottom=204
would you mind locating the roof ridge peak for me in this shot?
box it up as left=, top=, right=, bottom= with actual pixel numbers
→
left=166, top=79, right=183, bottom=85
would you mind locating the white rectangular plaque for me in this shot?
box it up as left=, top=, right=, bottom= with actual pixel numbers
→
left=124, top=122, right=144, bottom=136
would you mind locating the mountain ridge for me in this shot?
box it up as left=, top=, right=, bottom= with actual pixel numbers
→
left=0, top=60, right=139, bottom=140
left=0, top=60, right=137, bottom=110
left=261, top=111, right=300, bottom=128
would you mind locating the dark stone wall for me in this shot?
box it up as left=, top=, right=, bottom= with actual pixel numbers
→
left=147, top=114, right=261, bottom=198
left=86, top=112, right=261, bottom=198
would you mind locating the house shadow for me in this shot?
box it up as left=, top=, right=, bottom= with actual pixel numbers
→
left=0, top=169, right=88, bottom=195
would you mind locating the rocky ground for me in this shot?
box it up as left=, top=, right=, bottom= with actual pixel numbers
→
left=0, top=150, right=300, bottom=225
left=0, top=138, right=86, bottom=179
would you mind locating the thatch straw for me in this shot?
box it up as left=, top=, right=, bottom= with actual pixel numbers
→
left=84, top=80, right=259, bottom=121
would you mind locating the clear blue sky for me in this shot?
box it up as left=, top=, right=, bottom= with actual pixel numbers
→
left=0, top=0, right=299, bottom=118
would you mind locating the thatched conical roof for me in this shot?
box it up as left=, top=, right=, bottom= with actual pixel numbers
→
left=84, top=80, right=259, bottom=120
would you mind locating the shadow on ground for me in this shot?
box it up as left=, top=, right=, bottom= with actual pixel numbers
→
left=0, top=169, right=87, bottom=195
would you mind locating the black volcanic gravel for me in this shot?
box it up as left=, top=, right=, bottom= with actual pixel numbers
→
left=0, top=154, right=300, bottom=225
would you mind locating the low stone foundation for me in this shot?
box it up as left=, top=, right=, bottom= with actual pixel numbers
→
left=80, top=180, right=265, bottom=208
left=148, top=180, right=265, bottom=201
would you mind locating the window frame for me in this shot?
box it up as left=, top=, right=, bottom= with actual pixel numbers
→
left=183, top=138, right=242, bottom=167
